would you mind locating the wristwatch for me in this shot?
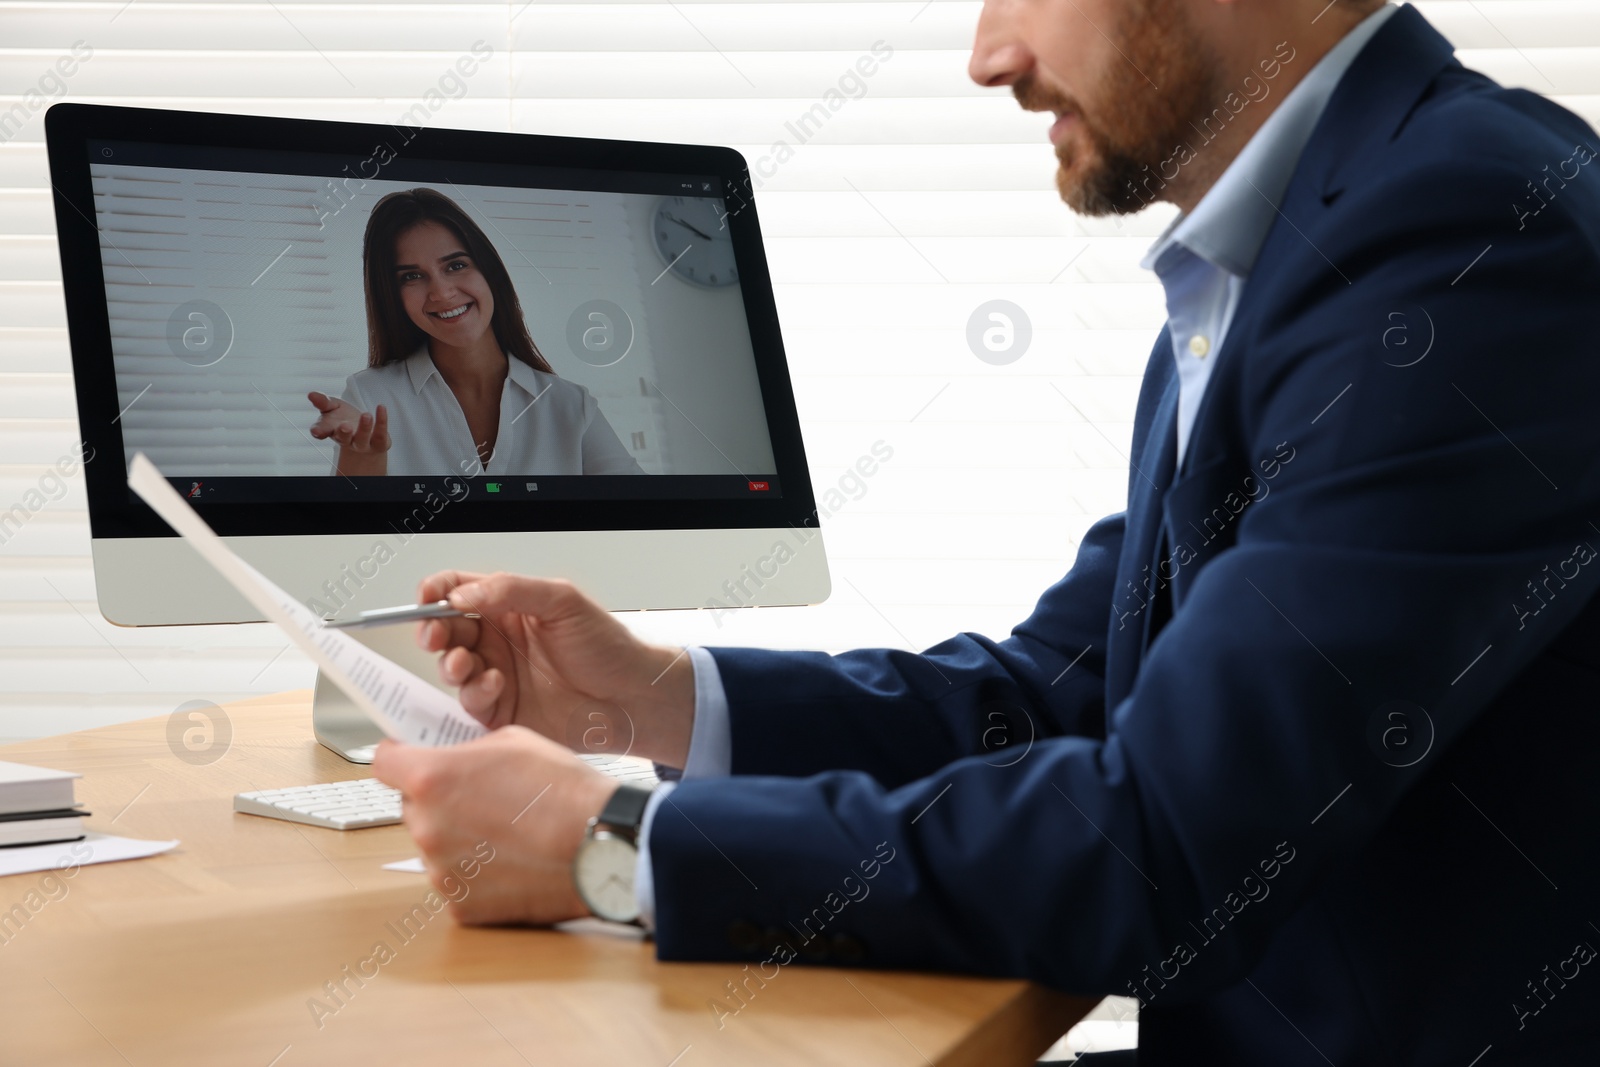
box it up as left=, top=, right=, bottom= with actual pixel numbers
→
left=572, top=782, right=654, bottom=924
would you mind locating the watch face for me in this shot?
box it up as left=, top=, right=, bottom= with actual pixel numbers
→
left=651, top=195, right=738, bottom=287
left=574, top=831, right=639, bottom=923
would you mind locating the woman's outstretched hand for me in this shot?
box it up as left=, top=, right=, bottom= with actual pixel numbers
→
left=308, top=391, right=390, bottom=476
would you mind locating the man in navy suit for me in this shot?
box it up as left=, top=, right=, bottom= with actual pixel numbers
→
left=375, top=1, right=1600, bottom=1061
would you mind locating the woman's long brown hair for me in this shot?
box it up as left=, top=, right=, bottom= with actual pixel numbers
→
left=362, top=187, right=554, bottom=374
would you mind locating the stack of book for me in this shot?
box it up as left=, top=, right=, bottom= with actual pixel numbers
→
left=0, top=760, right=88, bottom=848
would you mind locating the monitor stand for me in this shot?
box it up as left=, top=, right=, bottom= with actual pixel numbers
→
left=310, top=623, right=443, bottom=764
left=312, top=670, right=384, bottom=763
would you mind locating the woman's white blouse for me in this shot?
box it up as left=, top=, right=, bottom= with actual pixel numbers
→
left=337, top=347, right=644, bottom=477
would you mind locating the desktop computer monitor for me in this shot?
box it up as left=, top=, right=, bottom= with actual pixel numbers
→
left=46, top=103, right=829, bottom=760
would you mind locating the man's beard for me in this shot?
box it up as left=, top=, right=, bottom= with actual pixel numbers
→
left=1017, top=2, right=1220, bottom=216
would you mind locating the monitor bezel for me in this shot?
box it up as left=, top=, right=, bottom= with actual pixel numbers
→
left=45, top=102, right=817, bottom=539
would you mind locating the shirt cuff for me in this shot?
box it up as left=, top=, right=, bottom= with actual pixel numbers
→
left=634, top=780, right=675, bottom=933
left=635, top=646, right=734, bottom=932
left=681, top=646, right=733, bottom=780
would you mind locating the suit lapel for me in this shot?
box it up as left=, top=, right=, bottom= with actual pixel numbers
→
left=1106, top=361, right=1180, bottom=710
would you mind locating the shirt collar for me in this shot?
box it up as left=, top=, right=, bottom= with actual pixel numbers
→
left=403, top=345, right=438, bottom=394
left=1141, top=3, right=1400, bottom=279
left=504, top=352, right=548, bottom=397
left=401, top=344, right=547, bottom=396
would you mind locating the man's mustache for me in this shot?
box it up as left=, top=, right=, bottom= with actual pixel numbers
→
left=1013, top=72, right=1080, bottom=117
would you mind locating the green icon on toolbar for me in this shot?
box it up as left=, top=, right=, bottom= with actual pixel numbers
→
left=486, top=483, right=502, bottom=493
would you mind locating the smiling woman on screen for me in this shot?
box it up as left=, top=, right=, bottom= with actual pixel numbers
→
left=306, top=187, right=643, bottom=478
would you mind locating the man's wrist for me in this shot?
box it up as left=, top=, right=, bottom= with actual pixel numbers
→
left=626, top=644, right=696, bottom=767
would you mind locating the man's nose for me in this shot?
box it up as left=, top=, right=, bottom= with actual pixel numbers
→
left=968, top=2, right=1032, bottom=88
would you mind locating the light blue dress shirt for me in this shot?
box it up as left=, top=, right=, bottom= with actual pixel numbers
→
left=634, top=3, right=1400, bottom=930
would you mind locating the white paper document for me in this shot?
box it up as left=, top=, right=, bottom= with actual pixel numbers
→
left=127, top=453, right=488, bottom=748
left=382, top=857, right=427, bottom=873
left=0, top=832, right=178, bottom=878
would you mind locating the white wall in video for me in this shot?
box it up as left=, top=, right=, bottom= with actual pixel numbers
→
left=91, top=162, right=776, bottom=477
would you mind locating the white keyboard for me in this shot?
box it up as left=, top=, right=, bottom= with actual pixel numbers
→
left=577, top=752, right=662, bottom=785
left=234, top=778, right=401, bottom=829
left=233, top=754, right=659, bottom=830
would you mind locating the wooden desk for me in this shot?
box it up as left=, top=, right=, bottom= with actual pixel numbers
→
left=0, top=692, right=1092, bottom=1066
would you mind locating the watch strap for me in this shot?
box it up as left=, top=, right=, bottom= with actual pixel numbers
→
left=595, top=782, right=654, bottom=841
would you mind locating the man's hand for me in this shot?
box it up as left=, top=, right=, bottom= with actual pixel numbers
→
left=371, top=725, right=618, bottom=925
left=415, top=570, right=697, bottom=767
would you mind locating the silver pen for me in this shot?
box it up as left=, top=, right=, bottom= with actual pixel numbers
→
left=323, top=600, right=474, bottom=630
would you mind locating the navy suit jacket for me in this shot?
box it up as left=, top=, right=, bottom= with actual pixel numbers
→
left=650, top=8, right=1600, bottom=1063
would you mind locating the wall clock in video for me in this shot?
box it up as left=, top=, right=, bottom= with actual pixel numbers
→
left=651, top=195, right=738, bottom=287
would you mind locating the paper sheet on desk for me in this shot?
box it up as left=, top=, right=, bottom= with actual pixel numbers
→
left=0, top=832, right=178, bottom=878
left=127, top=453, right=487, bottom=748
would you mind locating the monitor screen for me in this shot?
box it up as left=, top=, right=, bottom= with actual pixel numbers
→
left=49, top=106, right=816, bottom=538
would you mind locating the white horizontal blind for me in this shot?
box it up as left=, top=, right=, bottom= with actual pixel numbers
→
left=1, top=0, right=1598, bottom=746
